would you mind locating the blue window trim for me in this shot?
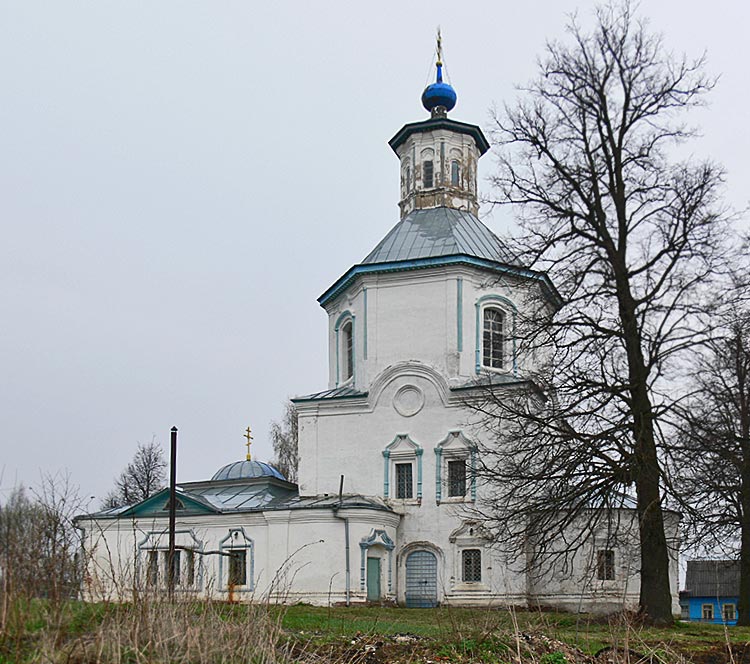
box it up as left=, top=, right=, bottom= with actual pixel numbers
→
left=363, top=288, right=368, bottom=360
left=382, top=435, right=423, bottom=499
left=456, top=278, right=463, bottom=352
left=218, top=528, right=254, bottom=592
left=359, top=529, right=395, bottom=593
left=334, top=311, right=355, bottom=387
left=474, top=294, right=517, bottom=377
left=434, top=431, right=477, bottom=504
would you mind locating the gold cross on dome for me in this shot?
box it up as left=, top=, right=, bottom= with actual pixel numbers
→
left=244, top=426, right=253, bottom=461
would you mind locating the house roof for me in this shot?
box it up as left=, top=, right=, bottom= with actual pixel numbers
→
left=684, top=560, right=739, bottom=597
left=77, top=477, right=394, bottom=520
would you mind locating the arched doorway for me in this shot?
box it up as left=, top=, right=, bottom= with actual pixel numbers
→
left=405, top=550, right=438, bottom=607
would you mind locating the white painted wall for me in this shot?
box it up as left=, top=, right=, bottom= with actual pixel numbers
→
left=77, top=508, right=400, bottom=605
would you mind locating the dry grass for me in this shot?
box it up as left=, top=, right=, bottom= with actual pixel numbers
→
left=2, top=599, right=747, bottom=664
left=2, top=599, right=295, bottom=664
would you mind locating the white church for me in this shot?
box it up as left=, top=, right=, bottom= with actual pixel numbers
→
left=76, top=56, right=680, bottom=613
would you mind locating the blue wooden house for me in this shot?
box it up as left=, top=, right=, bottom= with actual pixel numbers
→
left=681, top=560, right=740, bottom=624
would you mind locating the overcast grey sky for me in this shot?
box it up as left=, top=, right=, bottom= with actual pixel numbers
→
left=1, top=1, right=747, bottom=505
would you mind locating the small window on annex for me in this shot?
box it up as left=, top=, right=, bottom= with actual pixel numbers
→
left=423, top=160, right=434, bottom=188
left=395, top=463, right=413, bottom=499
left=723, top=603, right=736, bottom=622
left=164, top=550, right=181, bottom=586
left=228, top=550, right=247, bottom=587
left=341, top=320, right=354, bottom=382
left=462, top=549, right=481, bottom=583
left=447, top=459, right=467, bottom=497
left=147, top=550, right=159, bottom=587
left=482, top=307, right=505, bottom=369
left=450, top=160, right=460, bottom=185
left=184, top=549, right=195, bottom=586
left=702, top=604, right=714, bottom=621
left=596, top=549, right=615, bottom=581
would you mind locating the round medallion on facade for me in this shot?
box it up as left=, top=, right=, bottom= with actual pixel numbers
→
left=393, top=384, right=425, bottom=417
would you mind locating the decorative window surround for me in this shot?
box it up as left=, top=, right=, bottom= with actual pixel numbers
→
left=334, top=311, right=355, bottom=387
left=218, top=528, right=254, bottom=593
left=382, top=434, right=423, bottom=503
left=474, top=294, right=517, bottom=376
left=449, top=521, right=490, bottom=591
left=434, top=431, right=477, bottom=504
left=359, top=529, right=395, bottom=593
left=137, top=529, right=203, bottom=592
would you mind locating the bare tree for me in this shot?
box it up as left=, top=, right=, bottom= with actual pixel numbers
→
left=102, top=438, right=166, bottom=509
left=676, top=287, right=750, bottom=624
left=0, top=473, right=84, bottom=635
left=270, top=401, right=298, bottom=483
left=480, top=0, right=730, bottom=624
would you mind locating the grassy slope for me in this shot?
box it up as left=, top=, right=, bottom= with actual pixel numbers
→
left=280, top=604, right=750, bottom=657
left=3, top=601, right=748, bottom=663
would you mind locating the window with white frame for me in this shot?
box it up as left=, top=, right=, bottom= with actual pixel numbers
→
left=723, top=603, right=736, bottom=622
left=702, top=604, right=714, bottom=620
left=147, top=550, right=158, bottom=587
left=462, top=549, right=481, bottom=583
left=482, top=307, right=505, bottom=369
left=219, top=529, right=254, bottom=591
left=335, top=313, right=355, bottom=385
left=228, top=550, right=247, bottom=586
left=342, top=320, right=353, bottom=381
left=144, top=549, right=195, bottom=588
left=596, top=549, right=615, bottom=581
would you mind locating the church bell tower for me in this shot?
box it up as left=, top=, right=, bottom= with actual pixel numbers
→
left=388, top=48, right=489, bottom=218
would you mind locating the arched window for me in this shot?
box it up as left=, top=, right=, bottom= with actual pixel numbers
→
left=450, top=160, right=460, bottom=185
left=342, top=320, right=353, bottom=381
left=423, top=160, right=434, bottom=188
left=482, top=307, right=505, bottom=369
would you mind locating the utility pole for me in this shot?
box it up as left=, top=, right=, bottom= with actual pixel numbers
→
left=167, top=426, right=178, bottom=601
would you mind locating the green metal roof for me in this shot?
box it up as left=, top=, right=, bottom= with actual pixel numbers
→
left=319, top=206, right=561, bottom=308
left=389, top=118, right=490, bottom=155
left=361, top=207, right=518, bottom=266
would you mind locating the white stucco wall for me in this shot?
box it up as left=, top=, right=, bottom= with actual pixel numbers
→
left=324, top=265, right=553, bottom=393
left=77, top=507, right=400, bottom=605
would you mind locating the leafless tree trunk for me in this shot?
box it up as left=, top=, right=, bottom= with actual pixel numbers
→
left=482, top=0, right=731, bottom=624
left=0, top=472, right=84, bottom=640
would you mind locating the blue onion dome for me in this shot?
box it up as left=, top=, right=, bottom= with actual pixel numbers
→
left=212, top=459, right=287, bottom=481
left=421, top=62, right=457, bottom=115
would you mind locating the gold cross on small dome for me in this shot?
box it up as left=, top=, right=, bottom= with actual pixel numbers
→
left=244, top=426, right=253, bottom=461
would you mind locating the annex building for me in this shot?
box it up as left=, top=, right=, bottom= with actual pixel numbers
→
left=76, top=57, right=680, bottom=613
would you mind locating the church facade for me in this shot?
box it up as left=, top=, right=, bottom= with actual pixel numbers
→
left=76, top=60, right=680, bottom=613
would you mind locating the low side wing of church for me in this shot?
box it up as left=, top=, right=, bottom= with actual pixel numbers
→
left=75, top=58, right=680, bottom=613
